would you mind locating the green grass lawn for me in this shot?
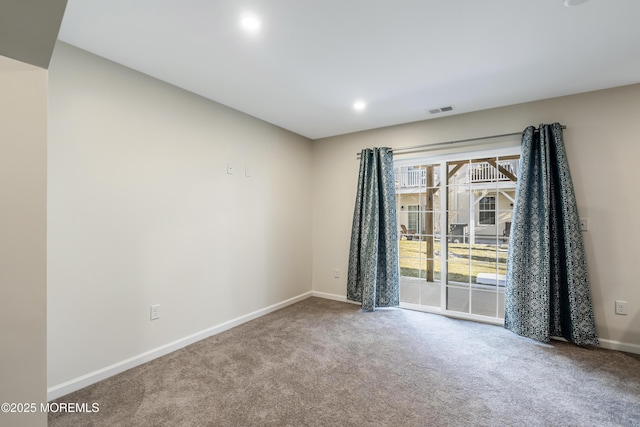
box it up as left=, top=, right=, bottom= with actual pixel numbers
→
left=399, top=239, right=507, bottom=284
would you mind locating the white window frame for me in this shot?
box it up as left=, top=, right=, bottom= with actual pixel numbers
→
left=478, top=196, right=496, bottom=225
left=394, top=144, right=521, bottom=326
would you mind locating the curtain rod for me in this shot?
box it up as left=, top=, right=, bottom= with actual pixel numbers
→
left=356, top=125, right=566, bottom=158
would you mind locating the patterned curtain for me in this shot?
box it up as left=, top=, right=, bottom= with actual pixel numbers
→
left=347, top=147, right=399, bottom=311
left=505, top=123, right=598, bottom=345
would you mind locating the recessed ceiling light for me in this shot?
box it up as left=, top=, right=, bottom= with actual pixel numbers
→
left=564, top=0, right=589, bottom=7
left=240, top=14, right=261, bottom=32
left=353, top=100, right=366, bottom=111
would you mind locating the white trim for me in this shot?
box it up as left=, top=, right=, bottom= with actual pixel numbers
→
left=400, top=301, right=442, bottom=315
left=307, top=295, right=640, bottom=357
left=598, top=338, right=640, bottom=355
left=312, top=294, right=640, bottom=354
left=400, top=302, right=506, bottom=326
left=47, top=291, right=313, bottom=401
left=49, top=290, right=639, bottom=401
left=311, top=292, right=505, bottom=325
left=394, top=144, right=521, bottom=167
left=311, top=291, right=361, bottom=305
left=552, top=336, right=640, bottom=355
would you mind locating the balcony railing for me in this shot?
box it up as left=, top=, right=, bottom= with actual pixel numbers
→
left=470, top=161, right=517, bottom=183
left=395, top=169, right=426, bottom=188
left=395, top=160, right=518, bottom=189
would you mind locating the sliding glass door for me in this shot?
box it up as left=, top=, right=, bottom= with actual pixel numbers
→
left=395, top=148, right=519, bottom=322
left=396, top=164, right=442, bottom=308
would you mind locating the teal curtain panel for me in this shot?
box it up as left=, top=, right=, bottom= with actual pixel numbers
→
left=347, top=147, right=400, bottom=311
left=505, top=123, right=598, bottom=345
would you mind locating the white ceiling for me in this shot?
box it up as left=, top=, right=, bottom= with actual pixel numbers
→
left=58, top=0, right=640, bottom=140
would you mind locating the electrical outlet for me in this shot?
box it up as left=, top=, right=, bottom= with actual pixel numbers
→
left=227, top=162, right=234, bottom=175
left=150, top=304, right=160, bottom=320
left=333, top=269, right=340, bottom=279
left=579, top=218, right=589, bottom=232
left=615, top=300, right=628, bottom=315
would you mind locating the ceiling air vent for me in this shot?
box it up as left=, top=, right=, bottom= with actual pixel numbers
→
left=428, top=106, right=453, bottom=114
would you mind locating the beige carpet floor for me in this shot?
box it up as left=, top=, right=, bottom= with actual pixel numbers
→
left=49, top=297, right=640, bottom=426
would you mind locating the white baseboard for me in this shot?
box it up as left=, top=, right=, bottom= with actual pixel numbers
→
left=598, top=338, right=640, bottom=355
left=311, top=292, right=640, bottom=355
left=49, top=290, right=639, bottom=401
left=47, top=291, right=313, bottom=401
left=311, top=291, right=360, bottom=305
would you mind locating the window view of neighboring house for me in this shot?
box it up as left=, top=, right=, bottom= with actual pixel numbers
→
left=478, top=196, right=496, bottom=225
left=395, top=151, right=520, bottom=321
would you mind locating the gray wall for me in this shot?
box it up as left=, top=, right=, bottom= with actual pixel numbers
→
left=0, top=0, right=67, bottom=68
left=0, top=55, right=48, bottom=427
left=312, top=84, right=640, bottom=352
left=47, top=42, right=313, bottom=394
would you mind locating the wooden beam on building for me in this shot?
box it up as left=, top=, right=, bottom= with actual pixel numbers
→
left=425, top=166, right=435, bottom=282
left=486, top=158, right=518, bottom=182
left=447, top=162, right=465, bottom=181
